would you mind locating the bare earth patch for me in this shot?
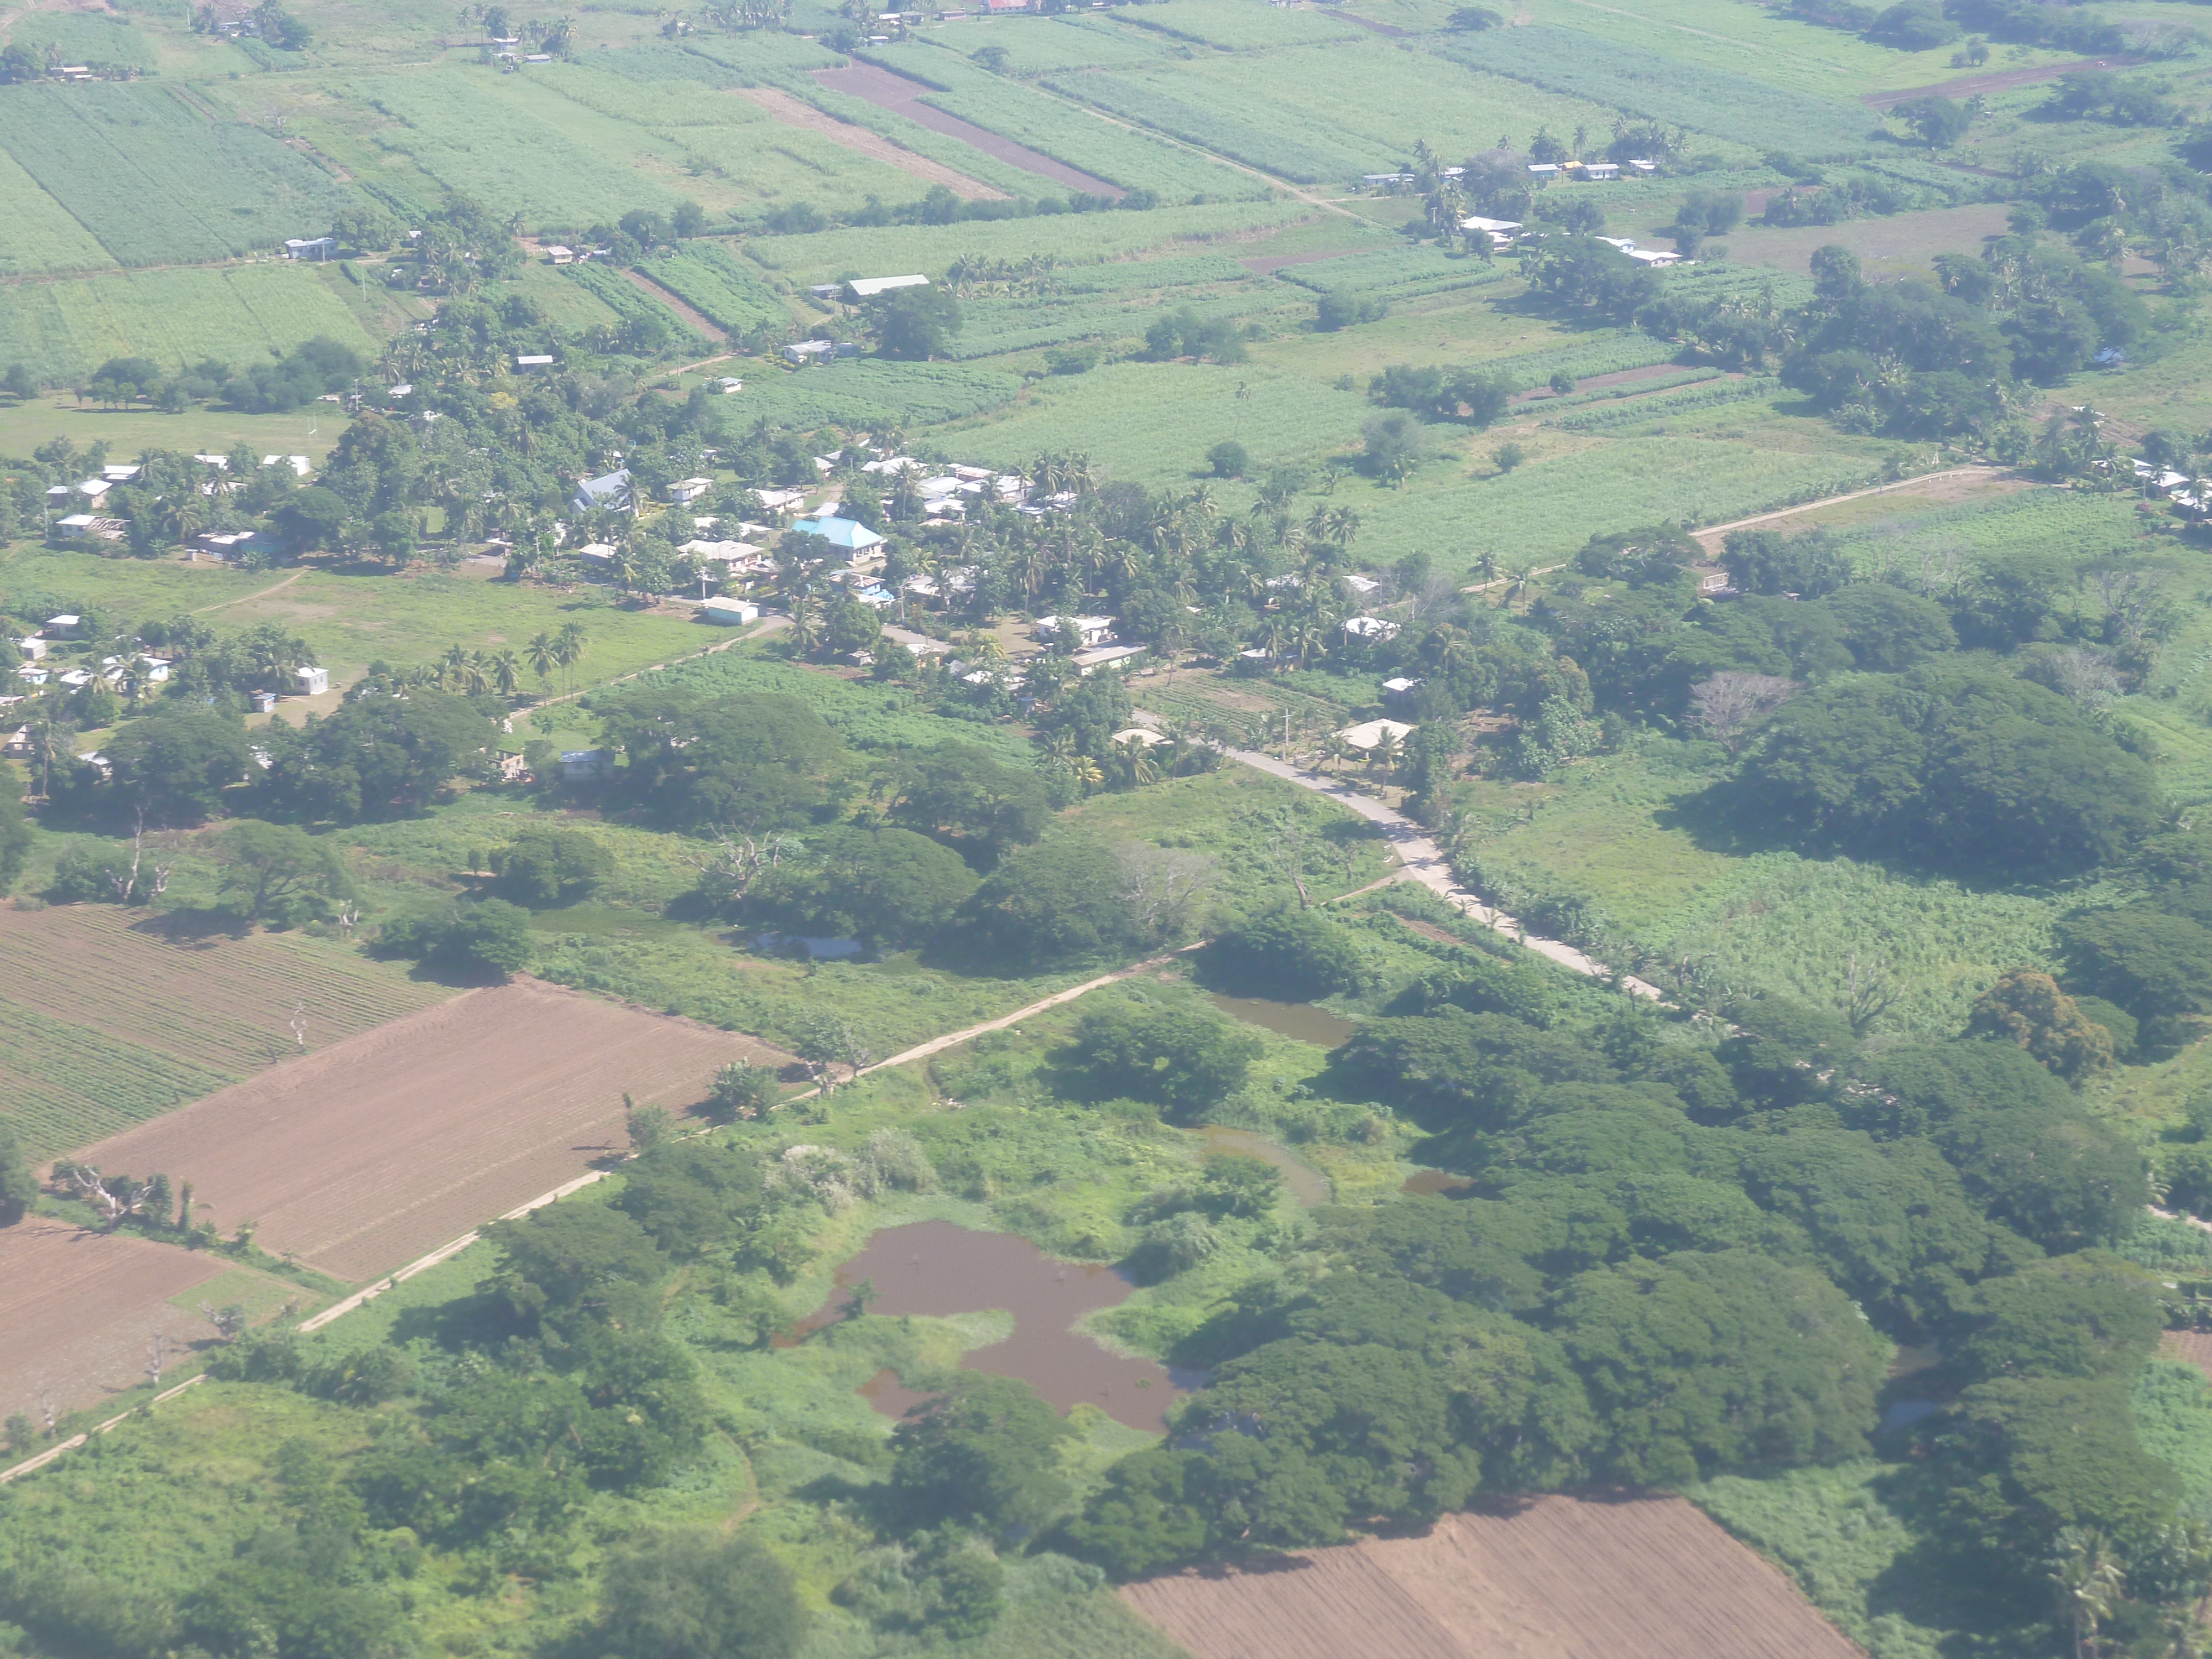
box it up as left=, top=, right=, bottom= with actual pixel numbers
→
left=734, top=86, right=1008, bottom=201
left=1717, top=204, right=2014, bottom=278
left=2165, top=1331, right=2212, bottom=1382
left=1121, top=1496, right=1866, bottom=1659
left=810, top=64, right=1123, bottom=199
left=0, top=1219, right=232, bottom=1424
left=68, top=978, right=797, bottom=1282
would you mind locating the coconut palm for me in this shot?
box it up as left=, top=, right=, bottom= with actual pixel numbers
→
left=554, top=621, right=588, bottom=692
left=2048, top=1529, right=2124, bottom=1659
left=787, top=591, right=822, bottom=655
left=526, top=631, right=557, bottom=687
left=490, top=649, right=521, bottom=699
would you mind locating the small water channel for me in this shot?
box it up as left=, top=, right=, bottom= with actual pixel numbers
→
left=1205, top=993, right=1357, bottom=1048
left=1202, top=1125, right=1330, bottom=1207
left=796, top=1220, right=1206, bottom=1433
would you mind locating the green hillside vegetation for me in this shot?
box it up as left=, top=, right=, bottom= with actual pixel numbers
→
left=11, top=0, right=2212, bottom=1650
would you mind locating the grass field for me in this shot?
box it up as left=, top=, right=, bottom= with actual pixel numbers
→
left=0, top=263, right=381, bottom=387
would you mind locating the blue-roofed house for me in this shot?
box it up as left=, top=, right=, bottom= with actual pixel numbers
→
left=789, top=514, right=885, bottom=557
left=571, top=468, right=633, bottom=514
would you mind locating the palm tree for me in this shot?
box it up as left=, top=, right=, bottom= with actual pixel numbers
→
left=1474, top=550, right=1500, bottom=588
left=2048, top=1529, right=2124, bottom=1659
left=526, top=631, right=557, bottom=687
left=787, top=591, right=821, bottom=655
left=554, top=621, right=588, bottom=692
left=490, top=649, right=521, bottom=699
left=1505, top=563, right=1537, bottom=608
left=439, top=643, right=472, bottom=689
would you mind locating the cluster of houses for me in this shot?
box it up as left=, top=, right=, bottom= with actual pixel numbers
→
left=2132, top=457, right=2212, bottom=512
left=1365, top=159, right=1656, bottom=191
left=46, top=455, right=312, bottom=555
left=7, top=613, right=327, bottom=729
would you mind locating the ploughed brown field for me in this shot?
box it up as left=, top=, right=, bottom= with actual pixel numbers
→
left=1121, top=1495, right=1865, bottom=1659
left=0, top=1218, right=234, bottom=1426
left=2165, top=1331, right=2212, bottom=1381
left=67, top=978, right=795, bottom=1282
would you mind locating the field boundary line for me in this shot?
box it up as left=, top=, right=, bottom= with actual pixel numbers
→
left=1690, top=465, right=2014, bottom=546
left=0, top=1373, right=205, bottom=1485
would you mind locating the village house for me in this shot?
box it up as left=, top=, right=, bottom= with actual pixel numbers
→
left=570, top=468, right=633, bottom=513
left=789, top=513, right=885, bottom=557
left=666, top=477, right=715, bottom=507
left=698, top=596, right=760, bottom=626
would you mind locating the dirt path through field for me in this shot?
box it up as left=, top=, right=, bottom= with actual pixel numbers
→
left=622, top=266, right=727, bottom=341
left=811, top=63, right=1124, bottom=198
left=67, top=978, right=797, bottom=1282
left=735, top=85, right=1008, bottom=201
left=1689, top=463, right=2022, bottom=551
left=1122, top=1495, right=1866, bottom=1659
left=1177, top=734, right=1666, bottom=998
left=190, top=567, right=308, bottom=613
left=1861, top=57, right=2140, bottom=109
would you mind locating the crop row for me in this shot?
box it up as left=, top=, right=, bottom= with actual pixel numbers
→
left=1279, top=248, right=1511, bottom=302
left=561, top=262, right=706, bottom=337
left=1427, top=29, right=1873, bottom=157
left=647, top=243, right=791, bottom=335
left=708, top=358, right=1020, bottom=431
left=1549, top=377, right=1782, bottom=431
left=1043, top=70, right=1369, bottom=185
left=0, top=262, right=375, bottom=387
left=0, top=999, right=236, bottom=1158
left=1520, top=367, right=1724, bottom=413
left=0, top=82, right=358, bottom=267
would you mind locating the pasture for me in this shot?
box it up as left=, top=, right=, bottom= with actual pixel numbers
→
left=70, top=977, right=794, bottom=1282
left=1121, top=1496, right=1865, bottom=1659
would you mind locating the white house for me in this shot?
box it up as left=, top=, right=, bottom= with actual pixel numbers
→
left=17, top=638, right=46, bottom=661
left=1035, top=614, right=1115, bottom=647
left=698, top=597, right=760, bottom=626
left=1574, top=161, right=1620, bottom=180
left=515, top=353, right=556, bottom=370
left=577, top=542, right=617, bottom=564
left=1344, top=616, right=1400, bottom=641
left=44, top=614, right=82, bottom=638
left=1527, top=162, right=1561, bottom=176
left=1381, top=675, right=1423, bottom=700
left=843, top=274, right=929, bottom=299
left=1338, top=717, right=1415, bottom=752
left=714, top=377, right=744, bottom=394
left=262, top=455, right=312, bottom=477
left=16, top=664, right=49, bottom=686
left=284, top=236, right=337, bottom=260
left=784, top=340, right=836, bottom=364
left=1072, top=644, right=1146, bottom=675
left=1459, top=214, right=1524, bottom=244
left=543, top=245, right=576, bottom=264
left=680, top=538, right=766, bottom=566
left=101, top=463, right=142, bottom=483
left=51, top=514, right=126, bottom=545
left=666, top=477, right=714, bottom=507
left=295, top=665, right=330, bottom=697
left=755, top=487, right=809, bottom=513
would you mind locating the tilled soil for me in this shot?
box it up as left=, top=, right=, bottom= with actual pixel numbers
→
left=67, top=979, right=795, bottom=1282
left=1121, top=1495, right=1867, bottom=1659
left=0, top=1219, right=232, bottom=1425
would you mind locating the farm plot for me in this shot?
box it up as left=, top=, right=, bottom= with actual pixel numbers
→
left=69, top=979, right=798, bottom=1284
left=0, top=902, right=449, bottom=1077
left=0, top=149, right=118, bottom=279
left=711, top=359, right=1020, bottom=433
left=1121, top=1495, right=1864, bottom=1659
left=8, top=11, right=159, bottom=70
left=0, top=83, right=359, bottom=268
left=321, top=69, right=679, bottom=225
left=1713, top=204, right=2015, bottom=278
left=1430, top=28, right=1870, bottom=156
left=646, top=242, right=794, bottom=335
left=855, top=45, right=1262, bottom=200
left=1043, top=70, right=1370, bottom=185
left=0, top=254, right=379, bottom=388
left=0, top=903, right=451, bottom=1157
left=1277, top=246, right=1514, bottom=305
left=1115, top=0, right=1369, bottom=49
left=0, top=1220, right=242, bottom=1426
left=560, top=260, right=708, bottom=341
left=740, top=197, right=1310, bottom=285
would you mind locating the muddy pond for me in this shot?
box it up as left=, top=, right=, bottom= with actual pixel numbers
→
left=1205, top=994, right=1357, bottom=1048
left=800, top=1220, right=1208, bottom=1433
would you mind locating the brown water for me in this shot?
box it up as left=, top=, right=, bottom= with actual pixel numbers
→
left=1202, top=1125, right=1330, bottom=1207
left=1401, top=1169, right=1476, bottom=1196
left=799, top=1220, right=1202, bottom=1433
left=1206, top=993, right=1357, bottom=1048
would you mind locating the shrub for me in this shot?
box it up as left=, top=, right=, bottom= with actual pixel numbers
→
left=491, top=827, right=613, bottom=905
left=1203, top=905, right=1363, bottom=999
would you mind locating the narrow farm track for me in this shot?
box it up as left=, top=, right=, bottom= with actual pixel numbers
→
left=1691, top=465, right=2017, bottom=550
left=189, top=567, right=309, bottom=614
left=621, top=266, right=726, bottom=342
left=1204, top=740, right=1665, bottom=998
